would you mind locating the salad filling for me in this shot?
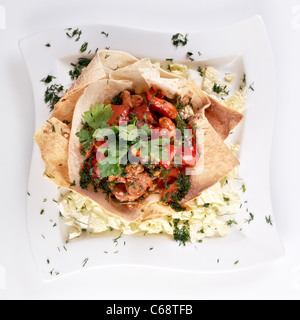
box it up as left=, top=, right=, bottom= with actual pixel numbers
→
left=76, top=87, right=198, bottom=212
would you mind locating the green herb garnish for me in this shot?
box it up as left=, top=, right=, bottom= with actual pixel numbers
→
left=244, top=213, right=254, bottom=224
left=80, top=42, right=88, bottom=53
left=101, top=31, right=109, bottom=38
left=172, top=33, right=189, bottom=47
left=197, top=67, right=204, bottom=77
left=111, top=92, right=123, bottom=105
left=249, top=83, right=255, bottom=91
left=265, top=215, right=273, bottom=226
left=41, top=75, right=57, bottom=84
left=187, top=52, right=194, bottom=61
left=173, top=219, right=190, bottom=246
left=162, top=172, right=191, bottom=212
left=82, top=258, right=89, bottom=267
left=66, top=27, right=82, bottom=42
left=213, top=83, right=229, bottom=95
left=242, top=73, right=247, bottom=84
left=76, top=102, right=113, bottom=154
left=69, top=57, right=92, bottom=80
left=44, top=84, right=65, bottom=111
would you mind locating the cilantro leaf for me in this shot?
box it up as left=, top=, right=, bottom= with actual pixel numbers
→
left=82, top=102, right=113, bottom=130
left=140, top=124, right=152, bottom=136
left=76, top=128, right=94, bottom=150
left=97, top=141, right=128, bottom=178
left=76, top=103, right=114, bottom=154
left=97, top=162, right=123, bottom=178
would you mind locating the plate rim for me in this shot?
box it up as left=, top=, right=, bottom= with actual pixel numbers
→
left=20, top=15, right=285, bottom=281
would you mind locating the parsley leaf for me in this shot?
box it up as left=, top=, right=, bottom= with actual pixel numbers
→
left=76, top=103, right=113, bottom=154
left=97, top=140, right=128, bottom=178
left=140, top=124, right=152, bottom=136
left=82, top=102, right=113, bottom=130
left=76, top=127, right=94, bottom=151
left=98, top=162, right=123, bottom=178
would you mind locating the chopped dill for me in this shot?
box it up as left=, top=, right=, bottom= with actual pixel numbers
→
left=69, top=57, right=92, bottom=80
left=265, top=215, right=273, bottom=226
left=172, top=33, right=189, bottom=47
left=80, top=42, right=88, bottom=53
left=244, top=213, right=254, bottom=224
left=173, top=219, right=190, bottom=246
left=161, top=172, right=191, bottom=212
left=213, top=83, right=229, bottom=95
left=197, top=67, right=204, bottom=77
left=44, top=84, right=65, bottom=111
left=66, top=27, right=82, bottom=42
left=41, top=75, right=57, bottom=84
left=101, top=31, right=109, bottom=37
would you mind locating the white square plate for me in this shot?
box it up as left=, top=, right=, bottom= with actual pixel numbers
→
left=20, top=15, right=284, bottom=281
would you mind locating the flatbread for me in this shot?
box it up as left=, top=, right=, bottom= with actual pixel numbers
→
left=51, top=52, right=107, bottom=126
left=182, top=112, right=240, bottom=203
left=35, top=50, right=242, bottom=223
left=205, top=96, right=244, bottom=140
left=34, top=117, right=72, bottom=189
left=98, top=50, right=138, bottom=72
left=51, top=50, right=139, bottom=126
left=68, top=78, right=162, bottom=221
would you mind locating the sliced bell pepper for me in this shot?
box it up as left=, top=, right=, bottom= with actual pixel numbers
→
left=147, top=91, right=178, bottom=120
left=161, top=145, right=177, bottom=170
left=107, top=104, right=130, bottom=126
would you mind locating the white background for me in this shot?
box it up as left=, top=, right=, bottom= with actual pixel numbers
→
left=0, top=0, right=300, bottom=300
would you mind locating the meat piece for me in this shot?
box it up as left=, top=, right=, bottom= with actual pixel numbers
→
left=110, top=165, right=155, bottom=203
left=131, top=95, right=157, bottom=125
left=159, top=117, right=176, bottom=138
left=112, top=184, right=141, bottom=203
left=121, top=91, right=133, bottom=109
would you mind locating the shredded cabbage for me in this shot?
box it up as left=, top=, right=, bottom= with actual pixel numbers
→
left=202, top=66, right=232, bottom=96
left=59, top=144, right=243, bottom=243
left=168, top=63, right=189, bottom=79
left=222, top=88, right=247, bottom=113
left=59, top=61, right=247, bottom=244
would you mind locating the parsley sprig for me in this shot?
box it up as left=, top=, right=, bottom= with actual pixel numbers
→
left=76, top=102, right=114, bottom=154
left=93, top=120, right=170, bottom=178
